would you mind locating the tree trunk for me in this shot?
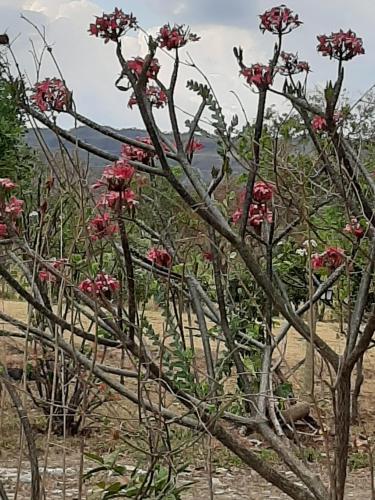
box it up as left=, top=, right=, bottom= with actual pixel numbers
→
left=351, top=355, right=364, bottom=424
left=333, top=371, right=351, bottom=500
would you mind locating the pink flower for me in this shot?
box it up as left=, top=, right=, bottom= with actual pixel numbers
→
left=231, top=204, right=272, bottom=227
left=248, top=204, right=273, bottom=227
left=157, top=24, right=200, bottom=50
left=79, top=273, right=120, bottom=297
left=203, top=251, right=213, bottom=262
left=4, top=197, right=23, bottom=218
left=38, top=259, right=67, bottom=283
left=344, top=218, right=364, bottom=239
left=97, top=190, right=137, bottom=210
left=241, top=64, right=273, bottom=89
left=0, top=178, right=17, bottom=191
left=127, top=57, right=160, bottom=80
left=52, top=258, right=67, bottom=271
left=0, top=223, right=8, bottom=238
left=311, top=116, right=327, bottom=132
left=317, top=30, right=364, bottom=61
left=252, top=181, right=274, bottom=203
left=39, top=270, right=53, bottom=283
left=128, top=86, right=167, bottom=109
left=259, top=6, right=302, bottom=35
left=186, top=139, right=204, bottom=155
left=88, top=8, right=137, bottom=43
left=93, top=161, right=135, bottom=192
left=231, top=209, right=243, bottom=224
left=311, top=247, right=345, bottom=270
left=147, top=247, right=172, bottom=268
left=311, top=253, right=325, bottom=270
left=88, top=213, right=118, bottom=240
left=121, top=138, right=155, bottom=165
left=324, top=247, right=345, bottom=269
left=279, top=52, right=310, bottom=76
left=31, top=78, right=69, bottom=113
left=312, top=113, right=342, bottom=133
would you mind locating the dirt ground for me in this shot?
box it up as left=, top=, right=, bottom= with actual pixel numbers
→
left=0, top=300, right=375, bottom=499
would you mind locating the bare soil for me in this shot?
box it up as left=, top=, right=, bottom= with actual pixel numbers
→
left=0, top=300, right=374, bottom=499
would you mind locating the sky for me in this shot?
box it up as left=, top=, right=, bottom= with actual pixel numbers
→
left=1, top=0, right=374, bottom=131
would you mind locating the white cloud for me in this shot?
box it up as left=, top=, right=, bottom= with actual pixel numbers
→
left=3, top=0, right=280, bottom=132
left=4, top=0, right=372, bottom=134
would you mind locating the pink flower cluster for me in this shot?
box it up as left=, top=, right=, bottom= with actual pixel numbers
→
left=39, top=258, right=67, bottom=283
left=278, top=52, right=310, bottom=76
left=147, top=247, right=172, bottom=268
left=93, top=161, right=135, bottom=192
left=97, top=190, right=137, bottom=210
left=0, top=178, right=22, bottom=237
left=232, top=181, right=274, bottom=228
left=240, top=64, right=273, bottom=90
left=311, top=116, right=327, bottom=132
left=259, top=5, right=302, bottom=35
left=88, top=8, right=137, bottom=43
left=311, top=113, right=342, bottom=133
left=317, top=30, right=364, bottom=61
left=344, top=218, right=364, bottom=239
left=31, top=78, right=69, bottom=113
left=121, top=138, right=155, bottom=165
left=232, top=204, right=273, bottom=227
left=79, top=273, right=120, bottom=297
left=311, top=247, right=345, bottom=271
left=127, top=57, right=160, bottom=81
left=251, top=181, right=274, bottom=203
left=92, top=158, right=137, bottom=212
left=4, top=197, right=23, bottom=218
left=157, top=24, right=200, bottom=50
left=128, top=86, right=167, bottom=109
left=0, top=178, right=17, bottom=191
left=88, top=213, right=118, bottom=240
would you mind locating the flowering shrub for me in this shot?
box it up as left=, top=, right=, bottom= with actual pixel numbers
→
left=317, top=30, right=364, bottom=61
left=259, top=5, right=302, bottom=35
left=311, top=247, right=345, bottom=271
left=157, top=24, right=199, bottom=50
left=240, top=64, right=273, bottom=90
left=31, top=78, right=69, bottom=113
left=79, top=273, right=120, bottom=297
left=147, top=247, right=172, bottom=268
left=278, top=51, right=310, bottom=76
left=88, top=213, right=119, bottom=240
left=128, top=86, right=167, bottom=109
left=88, top=8, right=137, bottom=43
